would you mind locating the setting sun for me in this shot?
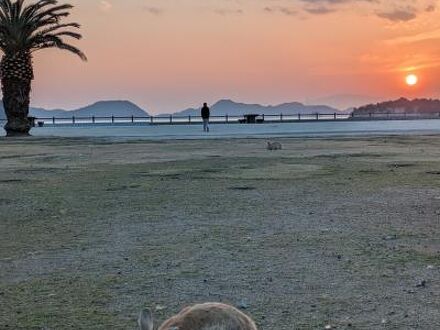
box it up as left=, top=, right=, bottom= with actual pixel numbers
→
left=406, top=74, right=418, bottom=86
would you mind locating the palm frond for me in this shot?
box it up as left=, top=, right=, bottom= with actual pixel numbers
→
left=0, top=0, right=86, bottom=61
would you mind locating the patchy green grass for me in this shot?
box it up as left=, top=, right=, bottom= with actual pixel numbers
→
left=1, top=136, right=440, bottom=329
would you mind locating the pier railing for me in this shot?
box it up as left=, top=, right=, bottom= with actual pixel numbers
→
left=27, top=113, right=351, bottom=126
left=2, top=111, right=440, bottom=127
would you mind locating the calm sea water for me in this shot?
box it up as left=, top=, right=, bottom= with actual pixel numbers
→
left=3, top=119, right=440, bottom=139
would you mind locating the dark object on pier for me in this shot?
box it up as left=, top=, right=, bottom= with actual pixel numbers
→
left=239, top=114, right=262, bottom=124
left=37, top=121, right=44, bottom=127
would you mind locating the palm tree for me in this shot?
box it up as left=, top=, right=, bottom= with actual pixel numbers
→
left=0, top=0, right=86, bottom=136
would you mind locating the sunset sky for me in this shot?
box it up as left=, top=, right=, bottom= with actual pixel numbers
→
left=31, top=0, right=440, bottom=113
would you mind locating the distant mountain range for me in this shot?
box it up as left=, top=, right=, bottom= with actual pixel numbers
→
left=163, top=99, right=345, bottom=116
left=353, top=98, right=440, bottom=116
left=0, top=99, right=348, bottom=120
left=3, top=97, right=440, bottom=120
left=0, top=100, right=149, bottom=119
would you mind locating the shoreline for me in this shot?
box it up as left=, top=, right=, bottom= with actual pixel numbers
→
left=3, top=118, right=440, bottom=140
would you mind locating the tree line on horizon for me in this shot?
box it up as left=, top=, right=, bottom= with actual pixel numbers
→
left=353, top=98, right=440, bottom=116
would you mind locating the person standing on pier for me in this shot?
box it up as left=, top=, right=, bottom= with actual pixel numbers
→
left=201, top=103, right=210, bottom=132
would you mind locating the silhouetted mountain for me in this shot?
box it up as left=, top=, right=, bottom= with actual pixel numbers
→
left=0, top=100, right=148, bottom=119
left=166, top=99, right=343, bottom=116
left=0, top=99, right=348, bottom=121
left=353, top=98, right=440, bottom=116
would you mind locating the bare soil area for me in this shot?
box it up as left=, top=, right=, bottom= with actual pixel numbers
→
left=1, top=136, right=440, bottom=329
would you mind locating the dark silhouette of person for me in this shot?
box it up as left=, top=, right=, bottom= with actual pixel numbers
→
left=201, top=103, right=210, bottom=132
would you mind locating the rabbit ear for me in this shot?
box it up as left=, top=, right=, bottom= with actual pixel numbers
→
left=138, top=309, right=154, bottom=330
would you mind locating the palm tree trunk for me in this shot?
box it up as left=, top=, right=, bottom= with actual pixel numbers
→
left=2, top=77, right=32, bottom=136
left=1, top=51, right=34, bottom=137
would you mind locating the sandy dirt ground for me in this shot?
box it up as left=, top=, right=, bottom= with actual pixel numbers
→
left=0, top=136, right=440, bottom=329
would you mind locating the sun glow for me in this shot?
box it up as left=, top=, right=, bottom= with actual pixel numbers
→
left=406, top=74, right=418, bottom=86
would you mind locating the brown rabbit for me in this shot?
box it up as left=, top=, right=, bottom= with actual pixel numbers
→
left=138, top=303, right=258, bottom=330
left=267, top=141, right=282, bottom=151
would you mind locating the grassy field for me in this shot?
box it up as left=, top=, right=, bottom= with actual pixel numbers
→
left=1, top=136, right=440, bottom=329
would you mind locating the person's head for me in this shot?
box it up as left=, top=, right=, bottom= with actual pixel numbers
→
left=203, top=103, right=207, bottom=107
